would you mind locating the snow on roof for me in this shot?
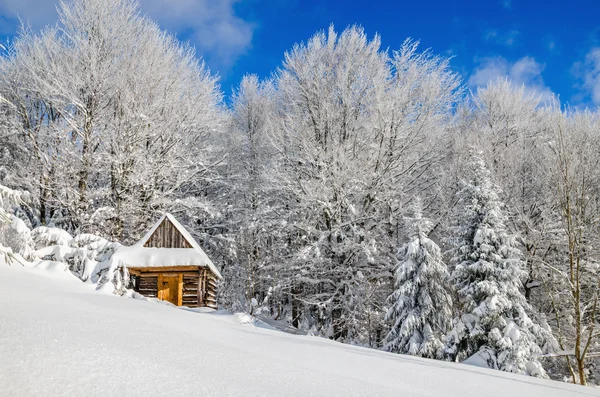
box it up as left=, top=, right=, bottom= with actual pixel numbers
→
left=113, top=213, right=222, bottom=279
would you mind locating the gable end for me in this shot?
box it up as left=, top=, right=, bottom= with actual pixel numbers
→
left=143, top=217, right=193, bottom=249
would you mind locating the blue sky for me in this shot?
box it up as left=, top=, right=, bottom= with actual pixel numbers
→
left=1, top=0, right=600, bottom=107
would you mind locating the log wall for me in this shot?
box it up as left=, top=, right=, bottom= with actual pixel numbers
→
left=205, top=275, right=218, bottom=309
left=137, top=274, right=158, bottom=298
left=183, top=273, right=200, bottom=307
left=198, top=268, right=218, bottom=310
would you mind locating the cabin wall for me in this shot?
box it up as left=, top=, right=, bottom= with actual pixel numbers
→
left=130, top=267, right=219, bottom=309
left=193, top=268, right=217, bottom=309
left=144, top=218, right=193, bottom=249
left=182, top=269, right=218, bottom=308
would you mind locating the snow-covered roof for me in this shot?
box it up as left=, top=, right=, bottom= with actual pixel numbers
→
left=112, top=213, right=222, bottom=279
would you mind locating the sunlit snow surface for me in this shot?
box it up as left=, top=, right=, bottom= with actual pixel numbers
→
left=0, top=264, right=596, bottom=397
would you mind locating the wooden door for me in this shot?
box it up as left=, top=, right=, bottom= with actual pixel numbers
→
left=158, top=274, right=180, bottom=305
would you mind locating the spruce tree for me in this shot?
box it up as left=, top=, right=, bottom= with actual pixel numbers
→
left=384, top=199, right=453, bottom=358
left=445, top=155, right=549, bottom=377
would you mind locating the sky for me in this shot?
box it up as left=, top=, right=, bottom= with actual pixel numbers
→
left=1, top=0, right=600, bottom=107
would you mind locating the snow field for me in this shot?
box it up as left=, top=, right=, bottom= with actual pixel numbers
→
left=0, top=264, right=595, bottom=397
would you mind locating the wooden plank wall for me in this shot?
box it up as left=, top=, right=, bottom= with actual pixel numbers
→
left=144, top=218, right=193, bottom=249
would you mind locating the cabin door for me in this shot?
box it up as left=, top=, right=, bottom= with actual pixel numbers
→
left=158, top=274, right=181, bottom=306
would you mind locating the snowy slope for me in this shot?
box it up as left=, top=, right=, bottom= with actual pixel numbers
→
left=0, top=265, right=596, bottom=397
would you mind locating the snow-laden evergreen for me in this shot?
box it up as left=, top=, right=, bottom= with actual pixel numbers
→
left=445, top=155, right=550, bottom=377
left=384, top=199, right=452, bottom=358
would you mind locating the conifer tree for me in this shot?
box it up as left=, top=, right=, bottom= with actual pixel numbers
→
left=384, top=198, right=453, bottom=358
left=445, top=155, right=549, bottom=377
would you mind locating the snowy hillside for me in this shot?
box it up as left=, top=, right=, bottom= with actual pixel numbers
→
left=0, top=265, right=594, bottom=397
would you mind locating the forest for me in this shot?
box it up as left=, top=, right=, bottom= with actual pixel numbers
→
left=1, top=0, right=599, bottom=386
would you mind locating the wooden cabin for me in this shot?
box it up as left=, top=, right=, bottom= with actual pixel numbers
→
left=112, top=213, right=221, bottom=309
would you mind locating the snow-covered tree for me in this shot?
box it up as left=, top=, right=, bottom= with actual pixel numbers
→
left=445, top=154, right=550, bottom=377
left=269, top=25, right=459, bottom=344
left=384, top=198, right=453, bottom=358
left=0, top=0, right=224, bottom=239
left=469, top=80, right=551, bottom=302
left=218, top=74, right=280, bottom=313
left=542, top=109, right=600, bottom=385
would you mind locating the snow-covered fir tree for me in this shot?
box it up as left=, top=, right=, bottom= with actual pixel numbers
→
left=445, top=154, right=550, bottom=377
left=384, top=198, right=452, bottom=358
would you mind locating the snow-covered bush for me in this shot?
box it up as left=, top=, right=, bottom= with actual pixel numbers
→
left=31, top=227, right=73, bottom=250
left=31, top=226, right=121, bottom=283
left=0, top=184, right=34, bottom=260
left=0, top=215, right=34, bottom=259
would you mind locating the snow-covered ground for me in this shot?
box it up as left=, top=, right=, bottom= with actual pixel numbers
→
left=0, top=264, right=596, bottom=397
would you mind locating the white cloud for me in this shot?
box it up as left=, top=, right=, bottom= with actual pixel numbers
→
left=0, top=0, right=58, bottom=34
left=0, top=0, right=255, bottom=71
left=572, top=47, right=600, bottom=105
left=542, top=34, right=560, bottom=54
left=139, top=0, right=255, bottom=70
left=483, top=28, right=520, bottom=47
left=469, top=56, right=554, bottom=101
left=483, top=29, right=498, bottom=41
